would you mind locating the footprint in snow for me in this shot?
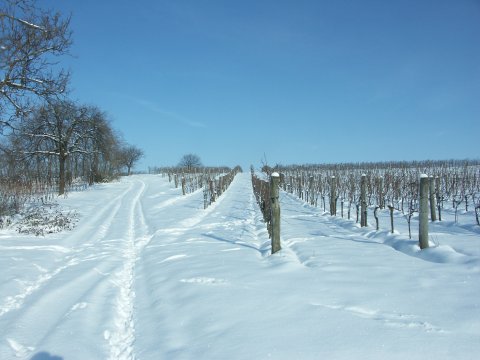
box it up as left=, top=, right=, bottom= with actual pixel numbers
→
left=7, top=338, right=35, bottom=358
left=64, top=302, right=88, bottom=317
left=71, top=302, right=88, bottom=311
left=159, top=254, right=189, bottom=263
left=180, top=277, right=228, bottom=286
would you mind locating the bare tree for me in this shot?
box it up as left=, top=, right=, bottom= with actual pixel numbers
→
left=16, top=100, right=98, bottom=195
left=0, top=0, right=72, bottom=132
left=119, top=145, right=144, bottom=175
left=178, top=153, right=202, bottom=171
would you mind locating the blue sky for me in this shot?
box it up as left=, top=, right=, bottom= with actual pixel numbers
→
left=46, top=0, right=479, bottom=170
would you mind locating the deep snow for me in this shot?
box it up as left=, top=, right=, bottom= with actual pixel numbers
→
left=0, top=173, right=479, bottom=359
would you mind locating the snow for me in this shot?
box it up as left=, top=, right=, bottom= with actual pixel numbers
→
left=0, top=173, right=479, bottom=359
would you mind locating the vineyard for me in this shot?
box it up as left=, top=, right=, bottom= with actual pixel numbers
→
left=2, top=159, right=479, bottom=240
left=0, top=161, right=479, bottom=359
left=275, top=160, right=480, bottom=225
left=1, top=0, right=479, bottom=358
left=151, top=166, right=242, bottom=209
left=0, top=165, right=242, bottom=232
left=251, top=160, right=479, bottom=260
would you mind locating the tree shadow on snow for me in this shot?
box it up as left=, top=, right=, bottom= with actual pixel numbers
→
left=202, top=233, right=270, bottom=257
left=30, top=352, right=63, bottom=360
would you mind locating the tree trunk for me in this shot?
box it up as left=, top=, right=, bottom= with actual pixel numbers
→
left=408, top=214, right=412, bottom=239
left=58, top=154, right=67, bottom=196
left=89, top=152, right=98, bottom=185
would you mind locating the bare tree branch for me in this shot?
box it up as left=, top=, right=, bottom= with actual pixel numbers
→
left=0, top=0, right=72, bottom=131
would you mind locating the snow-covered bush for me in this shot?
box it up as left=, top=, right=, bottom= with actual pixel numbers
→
left=15, top=203, right=79, bottom=236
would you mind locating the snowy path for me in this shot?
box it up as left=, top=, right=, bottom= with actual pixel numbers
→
left=0, top=173, right=479, bottom=359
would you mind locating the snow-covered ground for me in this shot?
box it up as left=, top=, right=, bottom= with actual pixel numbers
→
left=0, top=173, right=479, bottom=359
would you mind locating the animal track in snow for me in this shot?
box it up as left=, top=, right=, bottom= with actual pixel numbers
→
left=311, top=302, right=447, bottom=333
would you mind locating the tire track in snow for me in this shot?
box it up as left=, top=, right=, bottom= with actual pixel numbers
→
left=0, top=181, right=137, bottom=319
left=151, top=176, right=269, bottom=256
left=65, top=180, right=138, bottom=248
left=105, top=179, right=151, bottom=360
left=133, top=173, right=273, bottom=355
left=0, top=255, right=86, bottom=318
left=0, top=179, right=156, bottom=359
left=2, top=174, right=250, bottom=358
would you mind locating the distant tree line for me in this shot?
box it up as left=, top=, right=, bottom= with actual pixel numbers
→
left=148, top=154, right=230, bottom=176
left=0, top=0, right=142, bottom=216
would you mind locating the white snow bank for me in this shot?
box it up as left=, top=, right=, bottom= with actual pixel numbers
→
left=0, top=174, right=478, bottom=359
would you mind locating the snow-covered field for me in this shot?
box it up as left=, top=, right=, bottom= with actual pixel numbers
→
left=0, top=173, right=479, bottom=359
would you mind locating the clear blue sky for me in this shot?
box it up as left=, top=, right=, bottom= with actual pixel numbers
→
left=46, top=0, right=479, bottom=170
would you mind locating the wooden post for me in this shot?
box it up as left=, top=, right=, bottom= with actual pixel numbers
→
left=270, top=172, right=281, bottom=254
left=429, top=175, right=437, bottom=221
left=181, top=177, right=186, bottom=195
left=435, top=176, right=442, bottom=221
left=379, top=176, right=384, bottom=209
left=218, top=177, right=224, bottom=197
left=209, top=179, right=215, bottom=204
left=360, top=174, right=367, bottom=227
left=388, top=205, right=394, bottom=233
left=330, top=176, right=336, bottom=216
left=299, top=175, right=303, bottom=200
left=419, top=174, right=430, bottom=249
left=203, top=187, right=208, bottom=209
left=309, top=176, right=315, bottom=205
